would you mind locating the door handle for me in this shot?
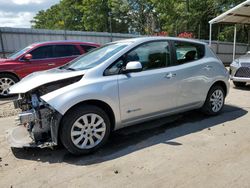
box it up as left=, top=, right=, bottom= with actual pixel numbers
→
left=203, top=65, right=213, bottom=71
left=164, top=72, right=176, bottom=79
left=48, top=63, right=55, bottom=66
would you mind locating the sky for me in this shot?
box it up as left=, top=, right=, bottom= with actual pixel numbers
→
left=0, top=0, right=60, bottom=28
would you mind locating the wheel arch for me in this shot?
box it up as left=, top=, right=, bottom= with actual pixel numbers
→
left=210, top=80, right=228, bottom=96
left=0, top=71, right=20, bottom=81
left=202, top=80, right=227, bottom=115
left=202, top=80, right=228, bottom=108
left=59, top=99, right=116, bottom=132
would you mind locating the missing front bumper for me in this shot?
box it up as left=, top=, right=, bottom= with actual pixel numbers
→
left=6, top=126, right=34, bottom=148
left=7, top=106, right=62, bottom=149
left=6, top=126, right=57, bottom=148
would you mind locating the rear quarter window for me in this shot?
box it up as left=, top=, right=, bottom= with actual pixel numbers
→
left=80, top=45, right=97, bottom=53
left=174, top=41, right=205, bottom=65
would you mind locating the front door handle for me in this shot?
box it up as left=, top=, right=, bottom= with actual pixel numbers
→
left=164, top=72, right=176, bottom=79
left=203, top=65, right=213, bottom=71
left=48, top=63, right=56, bottom=66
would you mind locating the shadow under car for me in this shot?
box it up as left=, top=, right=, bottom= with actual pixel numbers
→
left=11, top=104, right=247, bottom=166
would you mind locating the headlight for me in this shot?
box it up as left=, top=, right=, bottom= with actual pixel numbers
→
left=232, top=59, right=240, bottom=66
left=37, top=75, right=83, bottom=96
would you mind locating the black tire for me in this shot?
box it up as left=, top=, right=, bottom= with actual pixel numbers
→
left=60, top=105, right=111, bottom=155
left=202, top=85, right=225, bottom=116
left=233, top=81, right=246, bottom=87
left=0, top=73, right=19, bottom=98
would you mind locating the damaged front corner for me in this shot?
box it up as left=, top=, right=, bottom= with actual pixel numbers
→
left=8, top=92, right=63, bottom=149
left=50, top=111, right=63, bottom=145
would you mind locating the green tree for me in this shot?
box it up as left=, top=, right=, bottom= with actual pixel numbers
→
left=78, top=0, right=110, bottom=32
left=31, top=0, right=83, bottom=30
left=31, top=0, right=249, bottom=42
left=31, top=4, right=62, bottom=29
left=109, top=0, right=131, bottom=33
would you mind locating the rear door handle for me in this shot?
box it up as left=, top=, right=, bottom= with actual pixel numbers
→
left=164, top=72, right=176, bottom=79
left=203, top=65, right=213, bottom=70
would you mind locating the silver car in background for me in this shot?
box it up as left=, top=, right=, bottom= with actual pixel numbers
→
left=7, top=37, right=229, bottom=155
left=230, top=51, right=250, bottom=87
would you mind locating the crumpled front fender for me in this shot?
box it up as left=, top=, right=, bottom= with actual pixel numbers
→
left=41, top=79, right=121, bottom=128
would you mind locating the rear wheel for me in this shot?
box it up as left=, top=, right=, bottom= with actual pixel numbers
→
left=233, top=81, right=246, bottom=87
left=202, top=85, right=225, bottom=115
left=0, top=73, right=19, bottom=97
left=60, top=105, right=111, bottom=155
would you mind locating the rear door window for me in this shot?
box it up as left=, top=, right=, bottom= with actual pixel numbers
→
left=53, top=45, right=81, bottom=58
left=174, top=41, right=205, bottom=65
left=80, top=45, right=97, bottom=53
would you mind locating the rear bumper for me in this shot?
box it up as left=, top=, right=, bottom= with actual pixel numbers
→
left=230, top=76, right=250, bottom=83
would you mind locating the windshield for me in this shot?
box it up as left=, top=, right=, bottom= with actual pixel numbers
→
left=62, top=42, right=129, bottom=71
left=8, top=45, right=33, bottom=59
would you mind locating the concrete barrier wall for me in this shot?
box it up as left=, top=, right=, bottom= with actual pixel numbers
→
left=209, top=41, right=249, bottom=65
left=0, top=27, right=249, bottom=65
left=0, top=27, right=139, bottom=57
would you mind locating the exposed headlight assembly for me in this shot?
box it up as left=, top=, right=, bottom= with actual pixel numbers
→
left=37, top=75, right=83, bottom=96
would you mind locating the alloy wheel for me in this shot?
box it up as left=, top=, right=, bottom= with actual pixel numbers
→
left=0, top=77, right=15, bottom=96
left=70, top=113, right=106, bottom=149
left=210, top=89, right=224, bottom=112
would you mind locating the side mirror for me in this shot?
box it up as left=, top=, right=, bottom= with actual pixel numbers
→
left=123, top=61, right=142, bottom=73
left=23, top=54, right=32, bottom=61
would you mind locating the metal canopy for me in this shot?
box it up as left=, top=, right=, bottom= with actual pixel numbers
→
left=209, top=0, right=250, bottom=25
left=209, top=0, right=250, bottom=61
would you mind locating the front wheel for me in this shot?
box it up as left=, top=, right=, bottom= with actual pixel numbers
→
left=0, top=73, right=19, bottom=97
left=202, top=85, right=225, bottom=115
left=60, top=105, right=111, bottom=155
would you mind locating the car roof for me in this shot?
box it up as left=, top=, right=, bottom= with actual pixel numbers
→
left=112, top=37, right=207, bottom=46
left=32, top=40, right=100, bottom=46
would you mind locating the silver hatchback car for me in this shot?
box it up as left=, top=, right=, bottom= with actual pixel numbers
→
left=8, top=37, right=229, bottom=155
left=230, top=51, right=250, bottom=87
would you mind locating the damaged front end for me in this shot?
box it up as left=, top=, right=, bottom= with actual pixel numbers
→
left=7, top=92, right=62, bottom=148
left=6, top=68, right=84, bottom=149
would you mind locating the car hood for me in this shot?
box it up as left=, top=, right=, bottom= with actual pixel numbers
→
left=237, top=54, right=250, bottom=63
left=9, top=68, right=86, bottom=94
left=0, top=58, right=13, bottom=63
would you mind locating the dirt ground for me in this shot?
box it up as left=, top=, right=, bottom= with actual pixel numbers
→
left=1, top=82, right=250, bottom=188
left=0, top=97, right=20, bottom=118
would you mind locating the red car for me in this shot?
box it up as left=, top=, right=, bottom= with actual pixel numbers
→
left=0, top=41, right=100, bottom=96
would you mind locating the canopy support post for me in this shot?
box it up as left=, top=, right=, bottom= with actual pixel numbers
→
left=209, top=23, right=212, bottom=46
left=233, top=24, right=237, bottom=60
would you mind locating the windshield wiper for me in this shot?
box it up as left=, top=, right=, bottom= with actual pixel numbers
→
left=66, top=67, right=76, bottom=71
left=59, top=66, right=76, bottom=71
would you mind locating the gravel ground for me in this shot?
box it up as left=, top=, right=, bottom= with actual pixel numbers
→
left=0, top=97, right=20, bottom=118
left=1, top=82, right=250, bottom=188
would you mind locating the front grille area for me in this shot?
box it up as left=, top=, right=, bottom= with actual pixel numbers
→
left=235, top=67, right=250, bottom=78
left=240, top=63, right=250, bottom=68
